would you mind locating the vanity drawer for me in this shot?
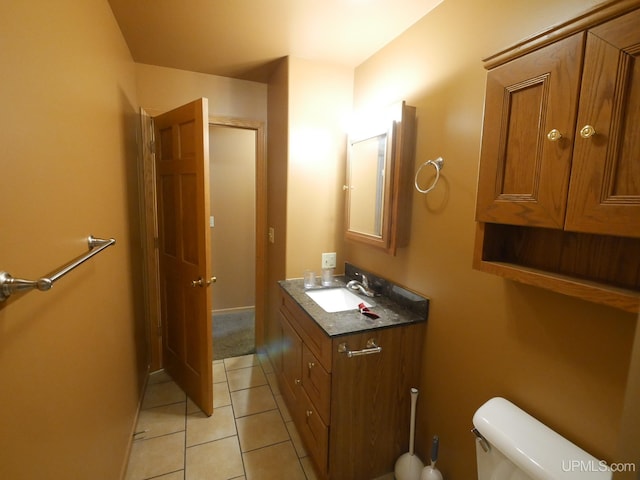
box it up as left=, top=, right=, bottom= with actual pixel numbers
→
left=281, top=291, right=332, bottom=372
left=302, top=344, right=331, bottom=424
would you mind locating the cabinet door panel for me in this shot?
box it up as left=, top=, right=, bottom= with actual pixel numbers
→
left=565, top=9, right=640, bottom=237
left=476, top=34, right=583, bottom=228
left=279, top=313, right=303, bottom=405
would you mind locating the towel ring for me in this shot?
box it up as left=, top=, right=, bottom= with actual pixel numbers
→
left=415, top=157, right=444, bottom=194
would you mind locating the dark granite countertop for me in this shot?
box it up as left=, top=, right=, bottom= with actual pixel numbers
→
left=278, top=273, right=428, bottom=338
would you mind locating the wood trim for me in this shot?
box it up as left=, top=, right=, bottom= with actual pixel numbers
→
left=139, top=108, right=162, bottom=371
left=482, top=0, right=640, bottom=69
left=473, top=223, right=640, bottom=313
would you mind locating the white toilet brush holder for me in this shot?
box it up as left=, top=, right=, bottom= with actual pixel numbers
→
left=420, top=435, right=443, bottom=480
left=395, top=388, right=424, bottom=480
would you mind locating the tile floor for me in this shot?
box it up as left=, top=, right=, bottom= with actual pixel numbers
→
left=124, top=352, right=319, bottom=480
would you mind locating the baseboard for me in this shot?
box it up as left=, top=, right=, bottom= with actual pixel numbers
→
left=212, top=306, right=255, bottom=315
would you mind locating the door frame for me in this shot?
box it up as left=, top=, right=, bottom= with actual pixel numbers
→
left=140, top=112, right=266, bottom=370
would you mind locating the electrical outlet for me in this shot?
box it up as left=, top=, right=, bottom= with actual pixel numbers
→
left=321, top=252, right=337, bottom=269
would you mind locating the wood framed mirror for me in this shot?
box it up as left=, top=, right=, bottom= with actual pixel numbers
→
left=345, top=101, right=416, bottom=255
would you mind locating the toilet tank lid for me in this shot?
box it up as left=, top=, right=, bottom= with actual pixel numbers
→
left=473, top=397, right=611, bottom=480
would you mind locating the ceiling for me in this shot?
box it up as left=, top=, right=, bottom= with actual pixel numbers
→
left=108, top=0, right=444, bottom=83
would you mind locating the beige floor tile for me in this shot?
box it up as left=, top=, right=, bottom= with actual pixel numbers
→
left=142, top=381, right=186, bottom=409
left=186, top=436, right=244, bottom=480
left=154, top=472, right=185, bottom=480
left=258, top=353, right=274, bottom=374
left=125, top=431, right=185, bottom=480
left=148, top=369, right=172, bottom=385
left=230, top=384, right=277, bottom=418
left=265, top=372, right=280, bottom=395
left=275, top=394, right=292, bottom=422
left=186, top=405, right=236, bottom=447
left=285, top=420, right=307, bottom=458
left=136, top=402, right=186, bottom=439
left=226, top=366, right=267, bottom=392
left=242, top=441, right=306, bottom=480
left=299, top=456, right=320, bottom=480
left=236, top=409, right=289, bottom=452
left=214, top=379, right=231, bottom=407
left=224, top=354, right=260, bottom=371
left=213, top=362, right=227, bottom=383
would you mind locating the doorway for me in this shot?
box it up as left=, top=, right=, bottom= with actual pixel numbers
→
left=209, top=123, right=256, bottom=359
left=140, top=111, right=266, bottom=372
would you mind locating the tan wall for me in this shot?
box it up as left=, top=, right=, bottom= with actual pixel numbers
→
left=0, top=0, right=146, bottom=478
left=349, top=0, right=638, bottom=478
left=285, top=58, right=353, bottom=278
left=210, top=125, right=256, bottom=311
left=135, top=63, right=267, bottom=120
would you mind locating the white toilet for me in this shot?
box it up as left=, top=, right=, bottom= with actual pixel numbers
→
left=472, top=397, right=612, bottom=480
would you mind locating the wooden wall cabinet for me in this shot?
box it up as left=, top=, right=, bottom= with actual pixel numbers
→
left=276, top=289, right=424, bottom=480
left=474, top=2, right=640, bottom=313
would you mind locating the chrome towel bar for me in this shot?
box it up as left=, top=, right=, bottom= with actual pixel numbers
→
left=337, top=338, right=382, bottom=358
left=0, top=235, right=116, bottom=302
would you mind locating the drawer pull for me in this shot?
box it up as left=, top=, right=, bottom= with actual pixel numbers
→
left=306, top=409, right=313, bottom=417
left=308, top=361, right=315, bottom=370
left=338, top=339, right=382, bottom=358
left=295, top=378, right=302, bottom=385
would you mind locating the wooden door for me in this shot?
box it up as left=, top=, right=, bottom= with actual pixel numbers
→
left=564, top=9, right=640, bottom=238
left=475, top=34, right=583, bottom=228
left=154, top=98, right=213, bottom=415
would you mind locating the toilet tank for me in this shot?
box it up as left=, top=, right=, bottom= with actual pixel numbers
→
left=473, top=397, right=612, bottom=480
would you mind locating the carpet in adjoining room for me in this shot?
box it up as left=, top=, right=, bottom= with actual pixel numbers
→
left=212, top=309, right=255, bottom=360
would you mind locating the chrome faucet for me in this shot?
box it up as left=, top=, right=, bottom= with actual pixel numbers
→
left=346, top=275, right=378, bottom=297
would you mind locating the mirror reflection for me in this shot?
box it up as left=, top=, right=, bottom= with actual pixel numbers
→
left=347, top=133, right=389, bottom=237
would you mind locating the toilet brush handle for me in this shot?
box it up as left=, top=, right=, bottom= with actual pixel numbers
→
left=431, top=435, right=439, bottom=463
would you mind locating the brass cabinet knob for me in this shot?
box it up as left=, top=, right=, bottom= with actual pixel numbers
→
left=307, top=362, right=315, bottom=370
left=294, top=378, right=301, bottom=385
left=547, top=129, right=562, bottom=141
left=580, top=125, right=596, bottom=139
left=207, top=276, right=217, bottom=286
left=306, top=410, right=313, bottom=417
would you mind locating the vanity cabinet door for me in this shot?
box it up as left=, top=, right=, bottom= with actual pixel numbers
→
left=564, top=8, right=640, bottom=238
left=475, top=33, right=583, bottom=228
left=279, top=312, right=303, bottom=406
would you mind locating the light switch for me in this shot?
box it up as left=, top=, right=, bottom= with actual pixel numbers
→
left=210, top=216, right=215, bottom=227
left=268, top=227, right=275, bottom=244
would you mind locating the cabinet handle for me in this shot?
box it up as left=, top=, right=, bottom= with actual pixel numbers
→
left=546, top=129, right=562, bottom=141
left=337, top=339, right=382, bottom=358
left=307, top=361, right=315, bottom=370
left=306, top=410, right=313, bottom=418
left=579, top=125, right=596, bottom=139
left=294, top=378, right=301, bottom=385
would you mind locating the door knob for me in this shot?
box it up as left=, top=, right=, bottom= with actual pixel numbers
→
left=191, top=276, right=217, bottom=287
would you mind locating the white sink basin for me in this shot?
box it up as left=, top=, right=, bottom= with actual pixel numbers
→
left=305, top=287, right=373, bottom=313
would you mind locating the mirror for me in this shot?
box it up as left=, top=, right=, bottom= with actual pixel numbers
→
left=345, top=101, right=416, bottom=254
left=347, top=132, right=389, bottom=237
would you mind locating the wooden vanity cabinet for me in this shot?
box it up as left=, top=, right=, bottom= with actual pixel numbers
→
left=474, top=2, right=640, bottom=313
left=276, top=289, right=424, bottom=480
